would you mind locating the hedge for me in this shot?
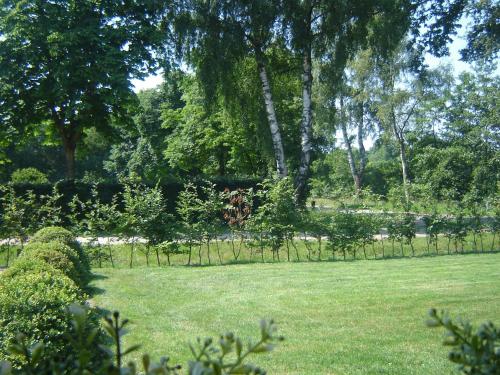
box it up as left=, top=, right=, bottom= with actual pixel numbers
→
left=0, top=178, right=261, bottom=219
left=0, top=270, right=85, bottom=369
left=21, top=241, right=89, bottom=287
left=30, top=226, right=91, bottom=273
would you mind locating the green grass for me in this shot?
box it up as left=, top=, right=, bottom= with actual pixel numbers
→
left=78, top=231, right=497, bottom=268
left=91, top=253, right=500, bottom=374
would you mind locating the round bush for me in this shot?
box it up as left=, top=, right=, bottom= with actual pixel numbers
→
left=10, top=167, right=49, bottom=184
left=2, top=257, right=62, bottom=279
left=21, top=242, right=85, bottom=287
left=30, top=226, right=76, bottom=246
left=0, top=271, right=84, bottom=368
left=30, top=227, right=91, bottom=273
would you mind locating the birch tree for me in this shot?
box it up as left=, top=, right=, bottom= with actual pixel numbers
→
left=174, top=0, right=288, bottom=177
left=283, top=0, right=412, bottom=203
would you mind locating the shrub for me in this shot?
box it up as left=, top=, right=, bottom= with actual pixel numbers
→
left=30, top=226, right=90, bottom=273
left=0, top=271, right=84, bottom=369
left=2, top=257, right=61, bottom=279
left=427, top=308, right=499, bottom=374
left=20, top=242, right=84, bottom=287
left=30, top=226, right=76, bottom=246
left=10, top=168, right=49, bottom=185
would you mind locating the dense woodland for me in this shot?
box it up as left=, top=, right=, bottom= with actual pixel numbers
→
left=0, top=0, right=498, bottom=206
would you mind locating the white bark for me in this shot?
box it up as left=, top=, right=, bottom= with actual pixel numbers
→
left=256, top=56, right=288, bottom=178
left=296, top=48, right=313, bottom=202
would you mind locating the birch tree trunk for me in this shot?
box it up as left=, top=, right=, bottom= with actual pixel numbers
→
left=340, top=96, right=361, bottom=194
left=357, top=102, right=367, bottom=178
left=255, top=48, right=288, bottom=178
left=391, top=108, right=411, bottom=205
left=296, top=44, right=313, bottom=203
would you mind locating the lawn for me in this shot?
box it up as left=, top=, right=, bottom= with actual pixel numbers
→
left=92, top=254, right=500, bottom=374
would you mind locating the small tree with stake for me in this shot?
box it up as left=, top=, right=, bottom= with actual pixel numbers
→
left=201, top=182, right=226, bottom=265
left=176, top=183, right=203, bottom=266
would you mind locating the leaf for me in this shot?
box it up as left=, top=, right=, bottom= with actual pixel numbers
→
left=123, top=344, right=141, bottom=356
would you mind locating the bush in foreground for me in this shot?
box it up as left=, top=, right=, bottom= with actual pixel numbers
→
left=0, top=271, right=85, bottom=369
left=0, top=305, right=282, bottom=374
left=427, top=308, right=499, bottom=374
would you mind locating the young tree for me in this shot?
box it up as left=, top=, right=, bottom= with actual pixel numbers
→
left=176, top=183, right=203, bottom=266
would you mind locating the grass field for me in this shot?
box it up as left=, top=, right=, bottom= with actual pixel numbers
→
left=91, top=253, right=500, bottom=374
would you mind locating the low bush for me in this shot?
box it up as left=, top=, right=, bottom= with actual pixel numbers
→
left=21, top=242, right=86, bottom=287
left=2, top=257, right=61, bottom=279
left=0, top=271, right=85, bottom=369
left=10, top=168, right=48, bottom=185
left=30, top=226, right=90, bottom=273
left=427, top=308, right=499, bottom=374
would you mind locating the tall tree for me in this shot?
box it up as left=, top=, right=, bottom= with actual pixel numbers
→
left=173, top=0, right=289, bottom=177
left=283, top=0, right=412, bottom=203
left=0, top=0, right=167, bottom=178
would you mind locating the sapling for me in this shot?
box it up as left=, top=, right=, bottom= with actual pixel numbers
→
left=177, top=183, right=203, bottom=266
left=38, top=185, right=63, bottom=228
left=0, top=185, right=38, bottom=254
left=201, top=182, right=225, bottom=265
left=120, top=182, right=142, bottom=268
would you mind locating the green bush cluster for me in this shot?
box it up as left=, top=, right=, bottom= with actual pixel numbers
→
left=0, top=270, right=85, bottom=369
left=10, top=168, right=48, bottom=185
left=29, top=226, right=91, bottom=272
left=19, top=242, right=83, bottom=286
left=28, top=226, right=91, bottom=282
left=0, top=227, right=97, bottom=371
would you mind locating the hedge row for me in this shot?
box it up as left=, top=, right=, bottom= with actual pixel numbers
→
left=0, top=227, right=97, bottom=370
left=0, top=178, right=261, bottom=219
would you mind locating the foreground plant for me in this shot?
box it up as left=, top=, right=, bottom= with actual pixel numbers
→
left=0, top=305, right=282, bottom=375
left=427, top=308, right=499, bottom=374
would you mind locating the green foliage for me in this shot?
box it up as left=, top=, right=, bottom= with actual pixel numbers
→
left=0, top=271, right=84, bottom=369
left=10, top=168, right=48, bottom=185
left=176, top=182, right=204, bottom=265
left=30, top=226, right=90, bottom=273
left=21, top=242, right=86, bottom=287
left=0, top=0, right=167, bottom=178
left=2, top=257, right=61, bottom=279
left=326, top=211, right=361, bottom=260
left=427, top=309, right=499, bottom=374
left=30, top=226, right=76, bottom=247
left=38, top=185, right=63, bottom=228
left=0, top=306, right=281, bottom=375
left=0, top=185, right=38, bottom=246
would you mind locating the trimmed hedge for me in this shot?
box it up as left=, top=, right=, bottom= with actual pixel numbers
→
left=2, top=257, right=62, bottom=279
left=1, top=178, right=261, bottom=219
left=30, top=226, right=91, bottom=273
left=0, top=270, right=84, bottom=368
left=20, top=244, right=82, bottom=287
left=21, top=241, right=88, bottom=287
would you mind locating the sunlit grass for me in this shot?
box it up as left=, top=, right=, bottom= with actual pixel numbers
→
left=91, top=253, right=500, bottom=374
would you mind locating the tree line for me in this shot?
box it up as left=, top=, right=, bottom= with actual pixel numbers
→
left=0, top=0, right=498, bottom=204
